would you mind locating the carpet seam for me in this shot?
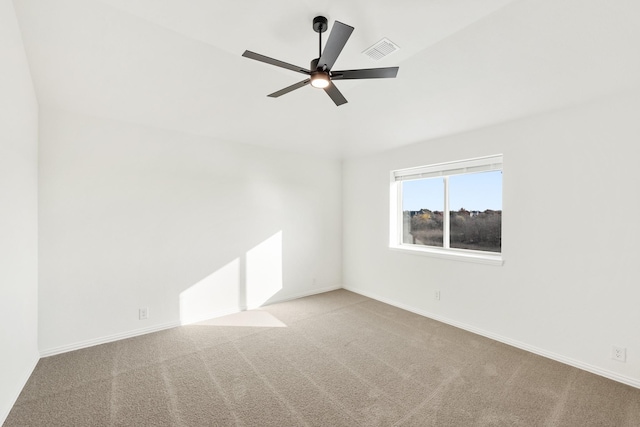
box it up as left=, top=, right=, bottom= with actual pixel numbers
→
left=160, top=363, right=184, bottom=427
left=230, top=341, right=312, bottom=427
left=544, top=368, right=579, bottom=427
left=265, top=331, right=367, bottom=426
left=293, top=326, right=434, bottom=410
left=194, top=349, right=245, bottom=426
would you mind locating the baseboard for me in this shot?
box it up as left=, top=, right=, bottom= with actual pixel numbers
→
left=344, top=285, right=640, bottom=390
left=261, top=284, right=343, bottom=307
left=0, top=349, right=40, bottom=425
left=40, top=284, right=343, bottom=358
left=183, top=285, right=343, bottom=324
left=39, top=321, right=181, bottom=357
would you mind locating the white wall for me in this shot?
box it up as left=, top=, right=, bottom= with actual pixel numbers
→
left=0, top=0, right=40, bottom=423
left=38, top=107, right=342, bottom=354
left=343, top=90, right=640, bottom=387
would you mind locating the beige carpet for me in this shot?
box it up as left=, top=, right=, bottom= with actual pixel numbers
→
left=5, top=290, right=640, bottom=426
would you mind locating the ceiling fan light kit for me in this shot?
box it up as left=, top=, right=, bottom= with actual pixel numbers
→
left=310, top=72, right=330, bottom=89
left=242, top=16, right=399, bottom=106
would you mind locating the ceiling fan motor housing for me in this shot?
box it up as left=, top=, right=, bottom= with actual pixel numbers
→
left=310, top=58, right=324, bottom=72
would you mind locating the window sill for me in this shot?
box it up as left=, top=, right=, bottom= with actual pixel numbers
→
left=389, top=244, right=504, bottom=266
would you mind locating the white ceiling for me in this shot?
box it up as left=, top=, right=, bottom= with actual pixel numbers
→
left=13, top=0, right=640, bottom=159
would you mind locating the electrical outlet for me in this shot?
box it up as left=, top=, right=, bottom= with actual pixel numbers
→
left=435, top=290, right=441, bottom=301
left=139, top=307, right=149, bottom=320
left=612, top=346, right=626, bottom=362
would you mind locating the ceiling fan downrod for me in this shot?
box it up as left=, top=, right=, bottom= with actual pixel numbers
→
left=313, top=16, right=328, bottom=61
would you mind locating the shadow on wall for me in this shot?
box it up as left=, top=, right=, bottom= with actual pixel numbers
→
left=179, top=231, right=283, bottom=325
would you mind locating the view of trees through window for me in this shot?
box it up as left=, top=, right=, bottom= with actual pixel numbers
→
left=401, top=171, right=502, bottom=253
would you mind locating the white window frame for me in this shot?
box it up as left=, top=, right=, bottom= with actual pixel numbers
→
left=389, top=154, right=504, bottom=266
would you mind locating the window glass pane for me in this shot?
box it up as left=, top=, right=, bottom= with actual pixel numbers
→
left=449, top=171, right=502, bottom=252
left=402, top=178, right=444, bottom=247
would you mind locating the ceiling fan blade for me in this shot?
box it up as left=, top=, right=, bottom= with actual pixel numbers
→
left=331, top=67, right=399, bottom=80
left=268, top=79, right=311, bottom=98
left=318, top=21, right=354, bottom=70
left=242, top=51, right=310, bottom=75
left=323, top=81, right=348, bottom=106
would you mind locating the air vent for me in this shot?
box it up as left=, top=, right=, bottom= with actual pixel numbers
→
left=363, top=38, right=399, bottom=61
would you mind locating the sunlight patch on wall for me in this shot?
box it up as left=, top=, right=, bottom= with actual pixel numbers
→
left=179, top=231, right=284, bottom=325
left=179, top=258, right=240, bottom=325
left=246, top=231, right=283, bottom=309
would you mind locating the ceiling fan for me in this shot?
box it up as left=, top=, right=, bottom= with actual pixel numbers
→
left=242, top=16, right=399, bottom=106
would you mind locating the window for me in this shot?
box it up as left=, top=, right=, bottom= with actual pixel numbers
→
left=390, top=155, right=503, bottom=265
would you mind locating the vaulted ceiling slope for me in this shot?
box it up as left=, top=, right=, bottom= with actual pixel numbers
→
left=14, top=0, right=640, bottom=159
